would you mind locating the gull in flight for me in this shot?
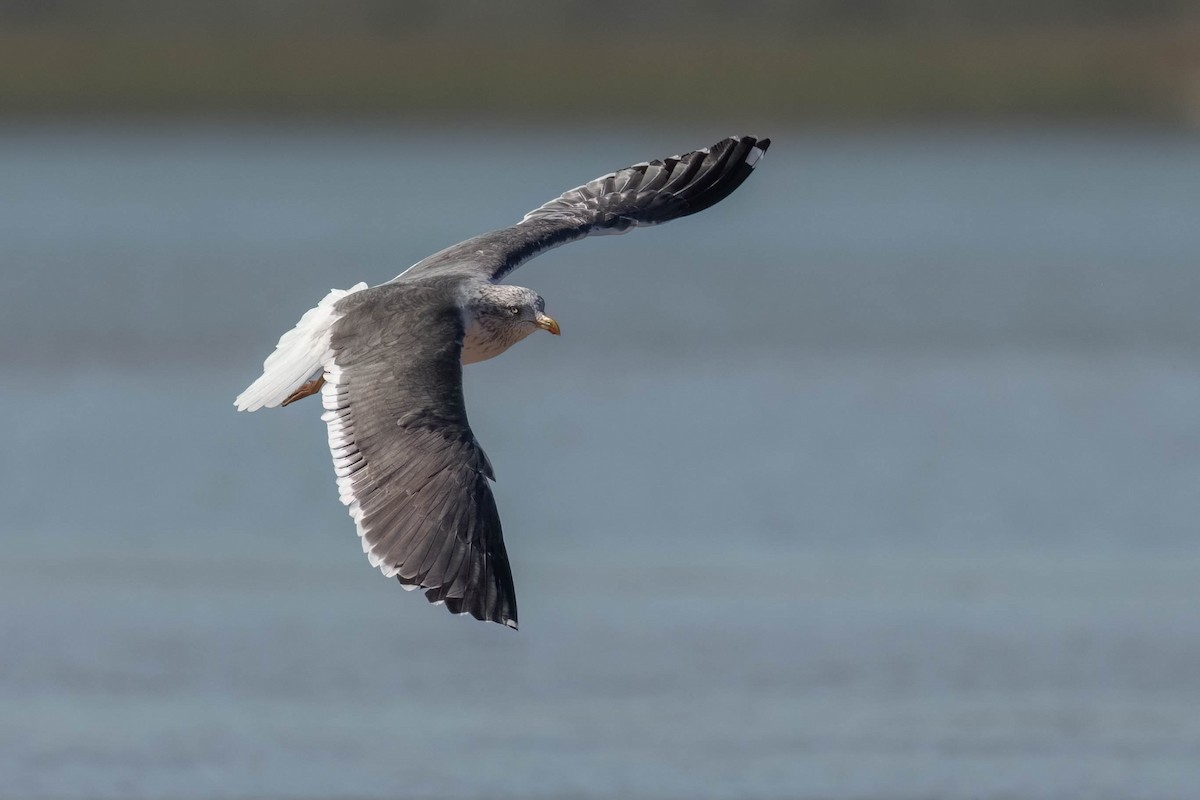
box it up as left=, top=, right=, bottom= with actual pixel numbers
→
left=236, top=135, right=770, bottom=629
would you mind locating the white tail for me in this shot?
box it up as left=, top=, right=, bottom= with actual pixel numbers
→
left=234, top=282, right=368, bottom=412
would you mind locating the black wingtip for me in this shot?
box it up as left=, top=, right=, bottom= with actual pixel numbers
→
left=742, top=135, right=770, bottom=167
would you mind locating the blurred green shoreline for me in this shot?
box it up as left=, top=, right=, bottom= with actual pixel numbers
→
left=2, top=22, right=1198, bottom=123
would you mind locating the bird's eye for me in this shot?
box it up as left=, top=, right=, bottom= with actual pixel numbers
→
left=506, top=305, right=521, bottom=316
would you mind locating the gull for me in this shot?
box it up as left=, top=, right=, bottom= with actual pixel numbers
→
left=235, top=135, right=770, bottom=629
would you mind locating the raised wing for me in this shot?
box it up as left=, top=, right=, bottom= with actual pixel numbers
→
left=398, top=135, right=769, bottom=283
left=321, top=282, right=518, bottom=628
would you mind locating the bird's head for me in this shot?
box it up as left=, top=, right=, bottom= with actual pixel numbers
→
left=475, top=284, right=560, bottom=337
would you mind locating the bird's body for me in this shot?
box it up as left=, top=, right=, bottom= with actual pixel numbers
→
left=236, top=135, right=770, bottom=628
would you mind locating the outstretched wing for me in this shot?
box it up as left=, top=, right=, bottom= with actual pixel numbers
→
left=321, top=283, right=518, bottom=628
left=398, top=135, right=770, bottom=283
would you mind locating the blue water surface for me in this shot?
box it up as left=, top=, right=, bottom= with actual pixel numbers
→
left=1, top=123, right=1198, bottom=799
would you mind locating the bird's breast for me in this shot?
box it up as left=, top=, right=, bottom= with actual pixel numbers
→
left=461, top=318, right=520, bottom=365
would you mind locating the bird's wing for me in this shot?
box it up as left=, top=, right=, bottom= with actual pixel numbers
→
left=397, top=135, right=769, bottom=283
left=321, top=283, right=518, bottom=628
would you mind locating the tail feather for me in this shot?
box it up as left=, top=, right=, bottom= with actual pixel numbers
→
left=234, top=283, right=367, bottom=412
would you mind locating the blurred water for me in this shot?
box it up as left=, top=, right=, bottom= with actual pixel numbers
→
left=1, top=124, right=1199, bottom=799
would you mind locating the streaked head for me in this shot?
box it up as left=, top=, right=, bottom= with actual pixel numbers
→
left=460, top=283, right=560, bottom=365
left=474, top=284, right=560, bottom=336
